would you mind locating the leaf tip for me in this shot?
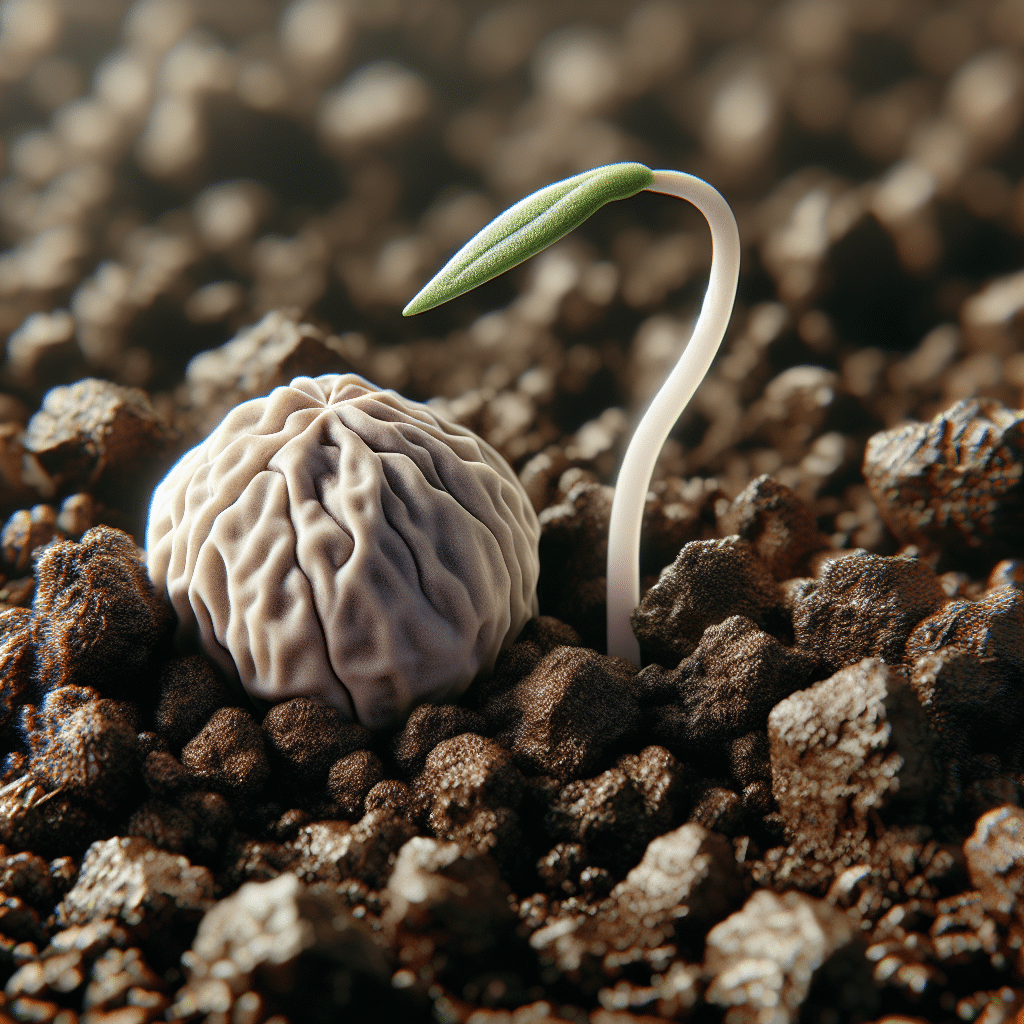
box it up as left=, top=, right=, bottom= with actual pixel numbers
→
left=403, top=161, right=656, bottom=316
left=402, top=285, right=440, bottom=316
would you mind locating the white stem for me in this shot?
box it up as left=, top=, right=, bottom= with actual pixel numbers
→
left=606, top=170, right=741, bottom=664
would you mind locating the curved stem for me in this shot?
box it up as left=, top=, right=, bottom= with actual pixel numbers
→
left=606, top=170, right=741, bottom=664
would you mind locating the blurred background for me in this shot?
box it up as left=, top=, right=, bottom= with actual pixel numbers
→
left=0, top=0, right=1022, bottom=549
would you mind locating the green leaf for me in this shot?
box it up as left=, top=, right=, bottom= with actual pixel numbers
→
left=403, top=161, right=654, bottom=316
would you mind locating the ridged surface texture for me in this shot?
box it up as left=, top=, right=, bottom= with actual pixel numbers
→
left=146, top=374, right=541, bottom=728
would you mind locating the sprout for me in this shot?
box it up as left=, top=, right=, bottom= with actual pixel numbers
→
left=405, top=162, right=741, bottom=666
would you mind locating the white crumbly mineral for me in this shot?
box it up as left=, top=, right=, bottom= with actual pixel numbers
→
left=146, top=373, right=540, bottom=729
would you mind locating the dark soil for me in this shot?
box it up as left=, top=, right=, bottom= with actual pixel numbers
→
left=1, top=1, right=1024, bottom=1022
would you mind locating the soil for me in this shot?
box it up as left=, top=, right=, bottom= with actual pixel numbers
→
left=0, top=1, right=1023, bottom=1022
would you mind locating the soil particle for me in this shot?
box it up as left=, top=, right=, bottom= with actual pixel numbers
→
left=414, top=733, right=524, bottom=861
left=908, top=649, right=1023, bottom=768
left=929, top=890, right=999, bottom=966
left=544, top=759, right=681, bottom=878
left=905, top=585, right=1024, bottom=670
left=612, top=822, right=743, bottom=925
left=152, top=656, right=236, bottom=753
left=23, top=689, right=140, bottom=814
left=631, top=536, right=785, bottom=665
left=1, top=505, right=57, bottom=578
left=791, top=553, right=948, bottom=671
left=965, top=805, right=1024, bottom=924
left=180, top=707, right=270, bottom=806
left=126, top=798, right=200, bottom=857
left=31, top=526, right=171, bottom=696
left=139, top=749, right=192, bottom=800
left=23, top=379, right=172, bottom=505
left=327, top=749, right=385, bottom=820
left=769, top=658, right=940, bottom=863
left=530, top=824, right=740, bottom=993
left=483, top=646, right=639, bottom=782
left=0, top=773, right=105, bottom=860
left=168, top=872, right=393, bottom=1021
left=393, top=703, right=489, bottom=778
left=638, top=615, right=823, bottom=756
left=688, top=785, right=747, bottom=838
left=262, top=696, right=371, bottom=789
left=180, top=309, right=361, bottom=438
left=717, top=475, right=831, bottom=581
left=536, top=482, right=614, bottom=648
left=283, top=786, right=419, bottom=890
left=56, top=837, right=213, bottom=930
left=864, top=399, right=1024, bottom=564
left=0, top=609, right=34, bottom=733
left=386, top=837, right=516, bottom=957
left=704, top=889, right=875, bottom=1024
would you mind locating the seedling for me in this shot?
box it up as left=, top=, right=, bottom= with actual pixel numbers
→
left=405, top=162, right=741, bottom=666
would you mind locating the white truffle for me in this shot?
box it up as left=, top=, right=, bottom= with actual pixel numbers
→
left=146, top=373, right=540, bottom=729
